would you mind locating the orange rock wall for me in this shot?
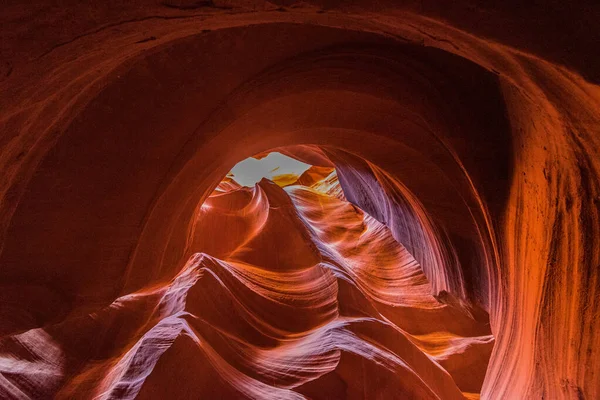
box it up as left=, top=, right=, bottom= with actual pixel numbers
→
left=1, top=1, right=599, bottom=398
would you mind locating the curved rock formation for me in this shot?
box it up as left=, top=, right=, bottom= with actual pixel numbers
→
left=1, top=1, right=599, bottom=398
left=0, top=168, right=495, bottom=398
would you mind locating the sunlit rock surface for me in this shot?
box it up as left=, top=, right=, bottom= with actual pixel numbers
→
left=1, top=1, right=600, bottom=399
left=0, top=172, right=493, bottom=399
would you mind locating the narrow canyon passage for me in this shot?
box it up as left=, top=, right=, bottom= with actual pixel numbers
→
left=1, top=2, right=599, bottom=399
left=4, top=152, right=495, bottom=399
left=0, top=153, right=493, bottom=399
left=186, top=153, right=495, bottom=398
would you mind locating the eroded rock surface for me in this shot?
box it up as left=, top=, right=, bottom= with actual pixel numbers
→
left=1, top=2, right=599, bottom=399
left=0, top=172, right=494, bottom=399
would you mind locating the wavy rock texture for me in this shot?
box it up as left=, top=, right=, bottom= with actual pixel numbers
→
left=0, top=171, right=493, bottom=398
left=1, top=1, right=600, bottom=399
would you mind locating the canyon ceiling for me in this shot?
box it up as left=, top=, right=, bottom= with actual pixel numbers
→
left=1, top=1, right=599, bottom=399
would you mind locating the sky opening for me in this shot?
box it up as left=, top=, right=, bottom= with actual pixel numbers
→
left=228, top=152, right=312, bottom=187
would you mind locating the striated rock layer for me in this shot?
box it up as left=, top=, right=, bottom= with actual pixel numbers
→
left=1, top=1, right=600, bottom=399
left=0, top=170, right=494, bottom=398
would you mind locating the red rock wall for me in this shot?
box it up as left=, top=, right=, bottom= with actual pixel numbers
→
left=1, top=1, right=599, bottom=398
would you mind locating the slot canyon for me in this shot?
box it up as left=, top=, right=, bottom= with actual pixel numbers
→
left=0, top=1, right=599, bottom=399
